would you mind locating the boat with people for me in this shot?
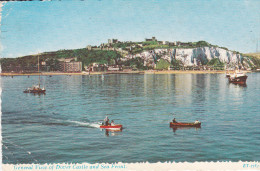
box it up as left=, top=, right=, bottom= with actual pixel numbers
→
left=228, top=70, right=248, bottom=84
left=24, top=55, right=46, bottom=94
left=170, top=118, right=201, bottom=127
left=23, top=85, right=46, bottom=94
left=99, top=116, right=123, bottom=130
left=100, top=124, right=123, bottom=130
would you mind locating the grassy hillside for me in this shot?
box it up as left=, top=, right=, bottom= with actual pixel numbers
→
left=0, top=48, right=122, bottom=72
left=244, top=52, right=260, bottom=59
left=243, top=52, right=260, bottom=69
left=1, top=41, right=259, bottom=72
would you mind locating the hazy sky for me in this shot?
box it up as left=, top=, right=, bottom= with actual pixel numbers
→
left=0, top=0, right=259, bottom=58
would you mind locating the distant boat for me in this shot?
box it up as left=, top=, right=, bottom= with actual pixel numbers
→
left=23, top=85, right=46, bottom=94
left=24, top=55, right=46, bottom=94
left=170, top=122, right=201, bottom=127
left=228, top=70, right=248, bottom=84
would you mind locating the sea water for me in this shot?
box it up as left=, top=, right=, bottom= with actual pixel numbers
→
left=1, top=73, right=260, bottom=163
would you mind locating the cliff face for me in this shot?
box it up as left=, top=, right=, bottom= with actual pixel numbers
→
left=125, top=47, right=255, bottom=69
left=175, top=47, right=242, bottom=66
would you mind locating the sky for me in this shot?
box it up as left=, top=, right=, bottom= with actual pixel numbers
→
left=0, top=0, right=259, bottom=58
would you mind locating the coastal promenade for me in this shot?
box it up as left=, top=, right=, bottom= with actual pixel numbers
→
left=0, top=70, right=252, bottom=76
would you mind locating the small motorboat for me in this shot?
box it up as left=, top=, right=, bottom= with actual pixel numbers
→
left=170, top=122, right=201, bottom=127
left=100, top=117, right=122, bottom=130
left=99, top=124, right=123, bottom=130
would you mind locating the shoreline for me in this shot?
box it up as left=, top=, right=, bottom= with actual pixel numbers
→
left=0, top=70, right=253, bottom=76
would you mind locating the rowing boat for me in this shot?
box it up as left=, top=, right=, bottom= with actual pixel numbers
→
left=170, top=122, right=201, bottom=127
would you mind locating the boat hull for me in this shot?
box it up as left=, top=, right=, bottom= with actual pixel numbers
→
left=24, top=89, right=46, bottom=94
left=228, top=75, right=248, bottom=84
left=170, top=122, right=201, bottom=127
left=100, top=124, right=123, bottom=130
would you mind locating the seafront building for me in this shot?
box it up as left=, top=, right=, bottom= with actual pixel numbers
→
left=57, top=58, right=82, bottom=72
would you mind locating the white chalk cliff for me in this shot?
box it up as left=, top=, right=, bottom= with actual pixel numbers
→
left=124, top=47, right=254, bottom=68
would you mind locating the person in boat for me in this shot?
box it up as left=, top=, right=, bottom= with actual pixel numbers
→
left=104, top=116, right=109, bottom=126
left=194, top=120, right=200, bottom=124
left=32, top=85, right=39, bottom=90
left=111, top=120, right=115, bottom=126
left=172, top=118, right=177, bottom=123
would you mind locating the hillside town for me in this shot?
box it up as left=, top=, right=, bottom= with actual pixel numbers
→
left=1, top=37, right=259, bottom=74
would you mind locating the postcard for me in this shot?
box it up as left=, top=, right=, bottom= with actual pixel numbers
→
left=0, top=1, right=259, bottom=171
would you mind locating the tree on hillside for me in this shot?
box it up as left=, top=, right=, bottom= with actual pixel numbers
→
left=196, top=41, right=210, bottom=47
left=171, top=59, right=184, bottom=70
left=156, top=59, right=171, bottom=70
left=121, top=57, right=146, bottom=70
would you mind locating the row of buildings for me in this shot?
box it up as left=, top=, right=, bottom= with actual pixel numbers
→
left=106, top=37, right=189, bottom=47
left=2, top=58, right=83, bottom=73
left=108, top=37, right=193, bottom=47
left=144, top=37, right=193, bottom=47
left=87, top=63, right=123, bottom=72
left=2, top=57, right=128, bottom=73
left=86, top=37, right=194, bottom=54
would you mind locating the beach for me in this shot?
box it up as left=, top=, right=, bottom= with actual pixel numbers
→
left=0, top=70, right=251, bottom=76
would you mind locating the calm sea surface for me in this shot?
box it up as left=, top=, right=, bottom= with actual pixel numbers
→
left=1, top=73, right=260, bottom=163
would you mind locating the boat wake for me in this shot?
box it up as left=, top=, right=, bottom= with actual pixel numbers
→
left=66, top=120, right=100, bottom=128
left=13, top=119, right=101, bottom=129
